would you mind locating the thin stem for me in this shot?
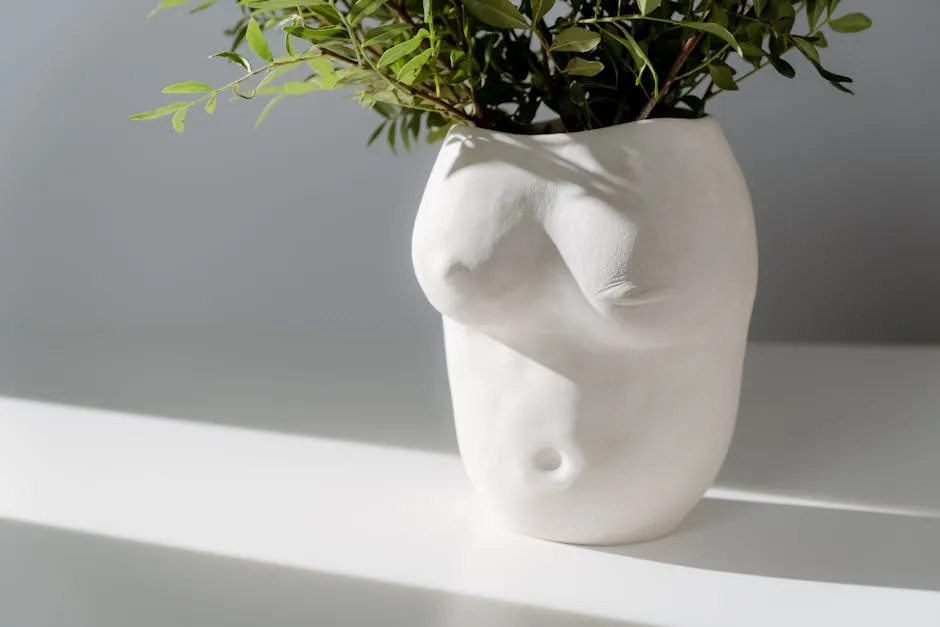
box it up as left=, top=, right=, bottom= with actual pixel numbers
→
left=332, top=3, right=365, bottom=64
left=448, top=0, right=478, bottom=106
left=182, top=50, right=340, bottom=110
left=675, top=42, right=730, bottom=82
left=392, top=0, right=416, bottom=25
left=533, top=20, right=558, bottom=72
left=678, top=71, right=707, bottom=103
left=332, top=0, right=478, bottom=125
left=636, top=28, right=705, bottom=120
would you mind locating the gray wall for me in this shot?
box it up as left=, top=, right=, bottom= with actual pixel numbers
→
left=1, top=0, right=937, bottom=343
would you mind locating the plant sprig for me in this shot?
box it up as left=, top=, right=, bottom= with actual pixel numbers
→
left=134, top=0, right=872, bottom=150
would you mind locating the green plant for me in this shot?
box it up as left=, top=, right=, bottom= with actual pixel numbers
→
left=132, top=0, right=871, bottom=148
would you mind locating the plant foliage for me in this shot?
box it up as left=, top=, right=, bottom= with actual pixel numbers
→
left=133, top=0, right=871, bottom=149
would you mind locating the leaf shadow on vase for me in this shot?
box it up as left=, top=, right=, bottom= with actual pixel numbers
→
left=441, top=130, right=647, bottom=217
left=590, top=495, right=940, bottom=592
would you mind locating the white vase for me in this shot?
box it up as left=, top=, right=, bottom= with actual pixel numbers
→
left=412, top=117, right=758, bottom=545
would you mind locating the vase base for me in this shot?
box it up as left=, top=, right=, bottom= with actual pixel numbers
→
left=484, top=504, right=689, bottom=547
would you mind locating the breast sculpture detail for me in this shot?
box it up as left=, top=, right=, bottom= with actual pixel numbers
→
left=412, top=118, right=758, bottom=545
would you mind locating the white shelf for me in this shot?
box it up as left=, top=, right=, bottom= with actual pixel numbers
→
left=1, top=337, right=939, bottom=626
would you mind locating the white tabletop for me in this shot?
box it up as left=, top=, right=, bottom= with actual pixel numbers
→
left=1, top=333, right=939, bottom=626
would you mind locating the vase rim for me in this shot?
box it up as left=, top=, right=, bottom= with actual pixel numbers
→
left=445, top=115, right=721, bottom=144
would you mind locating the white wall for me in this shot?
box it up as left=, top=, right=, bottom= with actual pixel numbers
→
left=1, top=0, right=937, bottom=342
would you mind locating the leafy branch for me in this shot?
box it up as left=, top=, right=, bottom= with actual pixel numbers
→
left=134, top=0, right=872, bottom=150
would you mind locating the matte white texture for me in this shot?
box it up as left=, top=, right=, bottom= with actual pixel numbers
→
left=413, top=118, right=758, bottom=544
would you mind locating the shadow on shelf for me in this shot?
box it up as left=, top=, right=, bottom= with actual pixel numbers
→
left=0, top=330, right=459, bottom=452
left=0, top=518, right=651, bottom=627
left=4, top=332, right=940, bottom=592
left=594, top=496, right=940, bottom=591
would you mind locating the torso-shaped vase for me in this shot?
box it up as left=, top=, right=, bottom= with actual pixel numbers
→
left=412, top=118, right=758, bottom=545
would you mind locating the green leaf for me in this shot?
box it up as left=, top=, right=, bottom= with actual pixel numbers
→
left=562, top=57, right=604, bottom=77
left=770, top=0, right=795, bottom=33
left=369, top=89, right=407, bottom=105
left=129, top=102, right=190, bottom=120
left=462, top=0, right=528, bottom=30
left=387, top=120, right=398, bottom=154
left=677, top=22, right=743, bottom=56
left=400, top=118, right=411, bottom=151
left=239, top=0, right=313, bottom=8
left=283, top=29, right=297, bottom=58
left=282, top=81, right=322, bottom=94
left=636, top=0, right=660, bottom=16
left=350, top=0, right=389, bottom=25
left=811, top=61, right=852, bottom=84
left=308, top=56, right=339, bottom=89
left=530, top=0, right=555, bottom=23
left=362, top=24, right=413, bottom=47
left=230, top=22, right=249, bottom=51
left=189, top=0, right=217, bottom=13
left=162, top=81, right=214, bottom=94
left=336, top=67, right=376, bottom=85
left=812, top=32, right=829, bottom=48
left=806, top=0, right=824, bottom=30
left=827, top=80, right=854, bottom=94
left=708, top=63, right=738, bottom=91
left=770, top=56, right=796, bottom=78
left=551, top=27, right=601, bottom=53
left=171, top=106, right=188, bottom=133
left=792, top=37, right=820, bottom=64
left=754, top=0, right=766, bottom=16
left=307, top=56, right=333, bottom=74
left=738, top=42, right=764, bottom=60
left=204, top=93, right=217, bottom=114
left=681, top=95, right=705, bottom=116
left=827, top=0, right=842, bottom=19
left=397, top=48, right=433, bottom=84
left=285, top=26, right=347, bottom=43
left=423, top=0, right=433, bottom=20
left=768, top=32, right=790, bottom=57
left=370, top=101, right=396, bottom=118
left=377, top=32, right=428, bottom=68
left=829, top=13, right=872, bottom=34
left=147, top=0, right=189, bottom=19
left=710, top=7, right=729, bottom=29
left=745, top=22, right=764, bottom=47
left=255, top=96, right=282, bottom=128
left=211, top=51, right=252, bottom=72
left=604, top=25, right=658, bottom=95
left=367, top=122, right=387, bottom=146
left=305, top=3, right=345, bottom=23
left=246, top=18, right=274, bottom=63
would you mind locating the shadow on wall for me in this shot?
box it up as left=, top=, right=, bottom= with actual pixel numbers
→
left=0, top=518, right=651, bottom=627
